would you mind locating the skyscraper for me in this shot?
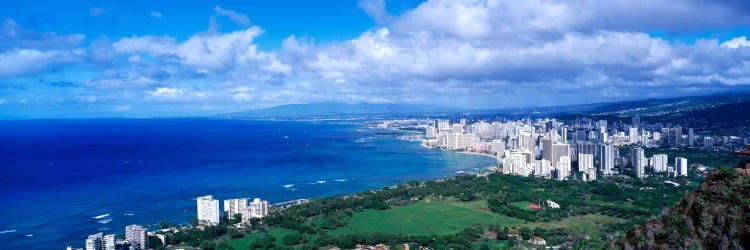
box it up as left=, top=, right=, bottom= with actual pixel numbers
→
left=85, top=233, right=103, bottom=250
left=651, top=154, right=668, bottom=172
left=632, top=116, right=641, bottom=127
left=629, top=127, right=639, bottom=144
left=676, top=157, right=688, bottom=176
left=578, top=153, right=595, bottom=181
left=224, top=198, right=249, bottom=220
left=125, top=225, right=148, bottom=250
left=630, top=147, right=645, bottom=178
left=103, top=234, right=115, bottom=250
left=197, top=195, right=220, bottom=225
left=598, top=143, right=615, bottom=175
left=555, top=156, right=571, bottom=180
left=688, top=128, right=695, bottom=147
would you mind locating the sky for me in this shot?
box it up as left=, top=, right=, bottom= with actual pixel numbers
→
left=1, top=0, right=750, bottom=118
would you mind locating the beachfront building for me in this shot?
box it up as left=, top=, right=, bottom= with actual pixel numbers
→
left=197, top=195, right=220, bottom=225
left=103, top=234, right=115, bottom=250
left=676, top=157, right=688, bottom=176
left=224, top=198, right=249, bottom=220
left=85, top=233, right=102, bottom=250
left=125, top=225, right=147, bottom=250
left=446, top=133, right=475, bottom=150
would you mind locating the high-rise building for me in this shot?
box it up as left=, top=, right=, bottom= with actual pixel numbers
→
left=668, top=127, right=683, bottom=147
left=425, top=126, right=436, bottom=139
left=125, top=225, right=148, bottom=250
left=632, top=116, right=641, bottom=127
left=578, top=153, right=595, bottom=181
left=85, top=233, right=103, bottom=250
left=503, top=152, right=527, bottom=176
left=243, top=198, right=270, bottom=222
left=651, top=154, right=668, bottom=172
left=676, top=157, right=688, bottom=176
left=598, top=143, right=615, bottom=175
left=197, top=195, right=220, bottom=225
left=224, top=198, right=249, bottom=220
left=629, top=127, right=639, bottom=144
left=103, top=234, right=115, bottom=250
left=446, top=133, right=475, bottom=150
left=542, top=137, right=553, bottom=161
left=630, top=147, right=645, bottom=178
left=555, top=156, right=571, bottom=180
left=551, top=143, right=570, bottom=168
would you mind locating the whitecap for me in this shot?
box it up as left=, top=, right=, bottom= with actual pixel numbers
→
left=92, top=214, right=110, bottom=219
left=25, top=234, right=33, bottom=237
left=98, top=228, right=109, bottom=231
left=0, top=230, right=16, bottom=234
left=123, top=213, right=134, bottom=216
left=333, top=179, right=348, bottom=182
left=97, top=219, right=112, bottom=224
left=316, top=180, right=326, bottom=184
left=283, top=184, right=294, bottom=188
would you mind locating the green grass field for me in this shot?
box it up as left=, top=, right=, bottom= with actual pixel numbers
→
left=510, top=201, right=533, bottom=211
left=228, top=228, right=298, bottom=250
left=330, top=200, right=525, bottom=236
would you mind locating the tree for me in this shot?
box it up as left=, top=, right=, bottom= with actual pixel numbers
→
left=282, top=233, right=300, bottom=245
left=148, top=236, right=164, bottom=249
left=230, top=213, right=242, bottom=224
left=190, top=217, right=199, bottom=226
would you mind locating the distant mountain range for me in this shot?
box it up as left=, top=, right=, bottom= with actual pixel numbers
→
left=221, top=91, right=750, bottom=119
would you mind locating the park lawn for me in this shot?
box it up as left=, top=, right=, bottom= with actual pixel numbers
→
left=330, top=200, right=524, bottom=236
left=520, top=214, right=627, bottom=231
left=510, top=201, right=533, bottom=211
left=228, top=228, right=298, bottom=250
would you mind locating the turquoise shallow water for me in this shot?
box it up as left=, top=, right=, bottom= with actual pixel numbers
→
left=0, top=118, right=496, bottom=249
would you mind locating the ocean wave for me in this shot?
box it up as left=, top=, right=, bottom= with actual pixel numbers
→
left=25, top=234, right=33, bottom=237
left=0, top=230, right=16, bottom=234
left=92, top=214, right=110, bottom=219
left=333, top=179, right=348, bottom=182
left=123, top=213, right=134, bottom=216
left=98, top=228, right=109, bottom=231
left=97, top=219, right=112, bottom=224
left=283, top=184, right=294, bottom=188
left=315, top=180, right=327, bottom=184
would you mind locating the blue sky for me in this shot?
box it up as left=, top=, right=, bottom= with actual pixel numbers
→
left=1, top=0, right=750, bottom=118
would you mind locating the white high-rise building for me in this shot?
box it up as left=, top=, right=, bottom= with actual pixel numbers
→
left=224, top=198, right=249, bottom=220
left=676, top=157, right=688, bottom=176
left=504, top=152, right=531, bottom=176
left=535, top=159, right=551, bottom=177
left=425, top=126, right=436, bottom=139
left=446, top=133, right=475, bottom=150
left=578, top=153, right=595, bottom=181
left=631, top=147, right=645, bottom=178
left=103, top=234, right=115, bottom=250
left=197, top=195, right=220, bottom=225
left=125, top=225, right=147, bottom=250
left=652, top=154, right=668, bottom=172
left=242, top=198, right=270, bottom=224
left=555, top=156, right=571, bottom=180
left=629, top=127, right=639, bottom=144
left=598, top=143, right=615, bottom=175
left=551, top=143, right=570, bottom=168
left=85, top=233, right=103, bottom=250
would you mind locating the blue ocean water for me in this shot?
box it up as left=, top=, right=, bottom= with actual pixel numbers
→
left=0, top=119, right=496, bottom=249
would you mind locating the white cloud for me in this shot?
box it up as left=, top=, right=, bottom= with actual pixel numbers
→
left=214, top=6, right=251, bottom=26
left=721, top=37, right=750, bottom=49
left=150, top=87, right=185, bottom=98
left=113, top=104, right=132, bottom=112
left=0, top=48, right=85, bottom=76
left=150, top=11, right=163, bottom=18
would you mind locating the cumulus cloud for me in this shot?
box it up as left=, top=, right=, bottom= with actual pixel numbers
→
left=5, top=0, right=750, bottom=117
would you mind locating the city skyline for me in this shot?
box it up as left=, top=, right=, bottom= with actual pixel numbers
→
left=2, top=0, right=750, bottom=118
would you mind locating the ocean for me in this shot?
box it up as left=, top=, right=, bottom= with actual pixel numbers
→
left=0, top=119, right=496, bottom=249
